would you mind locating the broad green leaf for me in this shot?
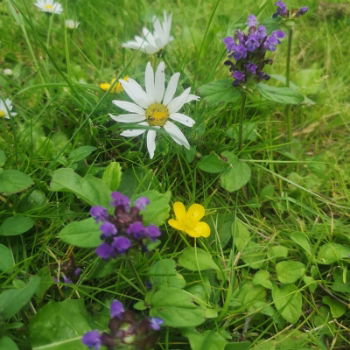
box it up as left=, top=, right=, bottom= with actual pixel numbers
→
left=234, top=219, right=251, bottom=252
left=253, top=270, right=272, bottom=289
left=220, top=151, right=238, bottom=164
left=148, top=259, right=186, bottom=289
left=0, top=244, right=14, bottom=272
left=231, top=282, right=266, bottom=311
left=272, top=284, right=302, bottom=323
left=276, top=261, right=306, bottom=284
left=68, top=146, right=96, bottom=163
left=317, top=242, right=350, bottom=265
left=322, top=296, right=346, bottom=318
left=220, top=161, right=251, bottom=192
left=0, top=275, right=41, bottom=319
left=0, top=215, right=34, bottom=236
left=240, top=242, right=265, bottom=269
left=225, top=342, right=251, bottom=350
left=102, top=162, right=122, bottom=190
left=268, top=245, right=289, bottom=259
left=0, top=150, right=6, bottom=167
left=290, top=232, right=312, bottom=255
left=257, top=83, right=304, bottom=105
left=197, top=154, right=227, bottom=174
left=183, top=329, right=227, bottom=350
left=30, top=299, right=93, bottom=350
left=0, top=169, right=33, bottom=194
left=58, top=218, right=101, bottom=248
left=150, top=287, right=206, bottom=327
left=178, top=247, right=219, bottom=271
left=198, top=79, right=241, bottom=105
left=208, top=213, right=235, bottom=249
left=0, top=337, right=18, bottom=350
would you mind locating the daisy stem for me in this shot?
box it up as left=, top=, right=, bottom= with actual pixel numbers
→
left=238, top=92, right=247, bottom=151
left=285, top=27, right=293, bottom=147
left=46, top=14, right=54, bottom=49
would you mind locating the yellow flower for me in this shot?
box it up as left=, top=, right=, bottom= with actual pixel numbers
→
left=99, top=76, right=129, bottom=94
left=168, top=202, right=211, bottom=238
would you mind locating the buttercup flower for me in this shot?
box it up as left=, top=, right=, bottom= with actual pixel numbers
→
left=0, top=98, right=16, bottom=119
left=168, top=202, right=210, bottom=238
left=65, top=19, right=79, bottom=29
left=34, top=0, right=63, bottom=14
left=99, top=76, right=129, bottom=94
left=122, top=12, right=173, bottom=54
left=110, top=62, right=199, bottom=158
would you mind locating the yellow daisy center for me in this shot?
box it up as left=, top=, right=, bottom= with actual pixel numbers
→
left=0, top=110, right=6, bottom=118
left=44, top=4, right=54, bottom=10
left=146, top=103, right=169, bottom=126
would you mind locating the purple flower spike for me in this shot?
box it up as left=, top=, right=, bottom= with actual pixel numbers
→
left=246, top=33, right=260, bottom=52
left=112, top=236, right=132, bottom=253
left=127, top=221, right=145, bottom=239
left=149, top=317, right=164, bottom=331
left=246, top=63, right=258, bottom=75
left=223, top=37, right=235, bottom=51
left=96, top=243, right=115, bottom=260
left=247, top=14, right=257, bottom=27
left=90, top=206, right=108, bottom=223
left=144, top=225, right=161, bottom=240
left=82, top=330, right=102, bottom=350
left=111, top=192, right=130, bottom=209
left=296, top=6, right=308, bottom=17
left=233, top=71, right=245, bottom=82
left=100, top=222, right=117, bottom=238
left=274, top=0, right=288, bottom=17
left=110, top=300, right=125, bottom=319
left=134, top=196, right=150, bottom=210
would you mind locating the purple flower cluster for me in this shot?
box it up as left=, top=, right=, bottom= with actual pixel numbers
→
left=90, top=192, right=161, bottom=260
left=82, top=300, right=163, bottom=350
left=223, top=15, right=285, bottom=86
left=273, top=1, right=308, bottom=18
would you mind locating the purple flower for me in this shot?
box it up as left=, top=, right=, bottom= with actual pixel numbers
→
left=246, top=33, right=260, bottom=52
left=82, top=330, right=102, bottom=350
left=134, top=196, right=150, bottom=210
left=246, top=63, right=257, bottom=74
left=111, top=192, right=130, bottom=209
left=100, top=222, right=117, bottom=238
left=127, top=221, right=145, bottom=238
left=74, top=268, right=82, bottom=276
left=96, top=243, right=115, bottom=259
left=112, top=236, right=132, bottom=253
left=264, top=30, right=285, bottom=51
left=149, top=317, right=163, bottom=331
left=144, top=225, right=161, bottom=240
left=62, top=276, right=73, bottom=284
left=296, top=6, right=308, bottom=17
left=233, top=71, right=245, bottom=82
left=110, top=300, right=125, bottom=319
left=256, top=25, right=267, bottom=40
left=273, top=0, right=288, bottom=17
left=90, top=206, right=108, bottom=223
left=223, top=36, right=235, bottom=51
left=247, top=14, right=257, bottom=27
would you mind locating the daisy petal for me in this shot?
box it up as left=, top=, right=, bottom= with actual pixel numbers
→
left=173, top=202, right=186, bottom=221
left=154, top=62, right=166, bottom=102
left=163, top=72, right=180, bottom=105
left=112, top=100, right=145, bottom=114
left=146, top=129, right=157, bottom=159
left=169, top=113, right=195, bottom=127
left=163, top=121, right=190, bottom=149
left=120, top=128, right=146, bottom=137
left=186, top=94, right=200, bottom=103
left=188, top=204, right=205, bottom=221
left=120, top=78, right=149, bottom=108
left=167, top=87, right=191, bottom=114
left=145, top=62, right=155, bottom=102
left=109, top=113, right=146, bottom=123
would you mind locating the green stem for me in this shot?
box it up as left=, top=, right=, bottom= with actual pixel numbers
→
left=238, top=92, right=247, bottom=151
left=46, top=14, right=54, bottom=49
left=286, top=28, right=293, bottom=145
left=128, top=258, right=147, bottom=294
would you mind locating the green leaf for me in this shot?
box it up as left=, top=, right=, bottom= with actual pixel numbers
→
left=322, top=296, right=346, bottom=318
left=232, top=282, right=266, bottom=311
left=290, top=232, right=312, bottom=255
left=208, top=213, right=235, bottom=249
left=268, top=245, right=289, bottom=259
left=0, top=337, right=19, bottom=350
left=225, top=342, right=251, bottom=350
left=58, top=218, right=101, bottom=248
left=102, top=162, right=122, bottom=191
left=220, top=161, right=251, bottom=192
left=0, top=275, right=41, bottom=319
left=197, top=154, right=227, bottom=174
left=198, top=79, right=241, bottom=105
left=253, top=270, right=272, bottom=289
left=183, top=329, right=227, bottom=350
left=257, top=83, right=304, bottom=105
left=272, top=284, right=302, bottom=323
left=0, top=150, right=6, bottom=167
left=234, top=219, right=251, bottom=251
left=148, top=259, right=186, bottom=289
left=178, top=247, right=219, bottom=271
left=0, top=244, right=14, bottom=272
left=50, top=168, right=111, bottom=206
left=149, top=287, right=206, bottom=328
left=137, top=190, right=171, bottom=226
left=317, top=242, right=350, bottom=265
left=30, top=299, right=93, bottom=350
left=0, top=169, right=34, bottom=194
left=276, top=261, right=306, bottom=284
left=0, top=215, right=34, bottom=236
left=68, top=146, right=96, bottom=163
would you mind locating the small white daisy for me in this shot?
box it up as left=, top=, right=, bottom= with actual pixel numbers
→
left=0, top=99, right=17, bottom=119
left=65, top=19, right=79, bottom=29
left=122, top=12, right=173, bottom=55
left=34, top=0, right=63, bottom=14
left=3, top=69, right=13, bottom=76
left=110, top=62, right=199, bottom=159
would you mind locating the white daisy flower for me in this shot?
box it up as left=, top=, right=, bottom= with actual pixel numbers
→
left=3, top=69, right=13, bottom=76
left=0, top=99, right=17, bottom=119
left=65, top=19, right=79, bottom=29
left=122, top=12, right=173, bottom=55
left=110, top=62, right=199, bottom=159
left=34, top=0, right=63, bottom=14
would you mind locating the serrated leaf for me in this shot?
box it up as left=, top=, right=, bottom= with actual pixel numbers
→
left=257, top=83, right=304, bottom=105
left=0, top=169, right=33, bottom=194
left=198, top=79, right=241, bottom=105
left=0, top=215, right=34, bottom=236
left=178, top=247, right=219, bottom=271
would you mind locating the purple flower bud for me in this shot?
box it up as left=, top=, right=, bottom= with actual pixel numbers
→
left=273, top=0, right=288, bottom=17
left=149, top=317, right=163, bottom=331
left=111, top=192, right=130, bottom=209
left=127, top=221, right=145, bottom=239
left=246, top=33, right=260, bottom=52
left=100, top=222, right=117, bottom=238
left=134, top=196, right=150, bottom=210
left=246, top=63, right=258, bottom=74
left=233, top=71, right=245, bottom=82
left=144, top=225, right=161, bottom=240
left=82, top=330, right=102, bottom=350
left=223, top=36, right=235, bottom=52
left=247, top=14, right=257, bottom=27
left=296, top=6, right=308, bottom=17
left=256, top=25, right=267, bottom=40
left=90, top=206, right=108, bottom=223
left=74, top=268, right=82, bottom=276
left=232, top=44, right=247, bottom=61
left=112, top=236, right=132, bottom=253
left=96, top=243, right=115, bottom=260
left=110, top=300, right=125, bottom=319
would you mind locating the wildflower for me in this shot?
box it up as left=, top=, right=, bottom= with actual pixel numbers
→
left=273, top=1, right=308, bottom=19
left=223, top=15, right=285, bottom=86
left=0, top=98, right=16, bottom=119
left=99, top=76, right=129, bottom=94
left=65, top=19, right=79, bottom=29
left=110, top=62, right=199, bottom=158
left=168, top=202, right=210, bottom=238
left=34, top=0, right=63, bottom=14
left=110, top=300, right=125, bottom=319
left=122, top=12, right=173, bottom=54
left=82, top=330, right=102, bottom=350
left=149, top=317, right=163, bottom=331
left=3, top=69, right=13, bottom=76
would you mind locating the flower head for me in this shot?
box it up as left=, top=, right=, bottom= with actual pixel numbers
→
left=82, top=330, right=102, bottom=350
left=65, top=19, right=79, bottom=29
left=0, top=98, right=16, bottom=119
left=90, top=206, right=108, bottom=223
left=34, top=0, right=63, bottom=14
left=122, top=12, right=173, bottom=54
left=99, top=76, right=129, bottom=94
left=273, top=1, right=308, bottom=19
left=110, top=300, right=125, bottom=319
left=168, top=202, right=210, bottom=238
left=110, top=62, right=199, bottom=158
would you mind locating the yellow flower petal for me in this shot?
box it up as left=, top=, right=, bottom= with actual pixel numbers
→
left=99, top=83, right=111, bottom=91
left=187, top=203, right=205, bottom=221
left=168, top=219, right=184, bottom=231
left=173, top=202, right=186, bottom=221
left=192, top=221, right=211, bottom=238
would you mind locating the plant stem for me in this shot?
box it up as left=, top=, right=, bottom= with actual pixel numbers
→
left=238, top=92, right=247, bottom=151
left=128, top=258, right=147, bottom=294
left=286, top=28, right=293, bottom=145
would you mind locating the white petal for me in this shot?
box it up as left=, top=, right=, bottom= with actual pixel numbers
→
left=120, top=122, right=148, bottom=137
left=169, top=113, right=195, bottom=127
left=146, top=129, right=157, bottom=159
left=145, top=62, right=155, bottom=102
left=109, top=113, right=145, bottom=123
left=142, top=27, right=157, bottom=48
left=163, top=121, right=190, bottom=149
left=186, top=94, right=200, bottom=103
left=112, top=100, right=145, bottom=114
left=163, top=72, right=180, bottom=105
left=154, top=62, right=165, bottom=103
left=167, top=87, right=191, bottom=114
left=120, top=78, right=150, bottom=108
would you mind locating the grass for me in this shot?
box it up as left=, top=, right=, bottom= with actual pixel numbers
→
left=1, top=0, right=350, bottom=349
